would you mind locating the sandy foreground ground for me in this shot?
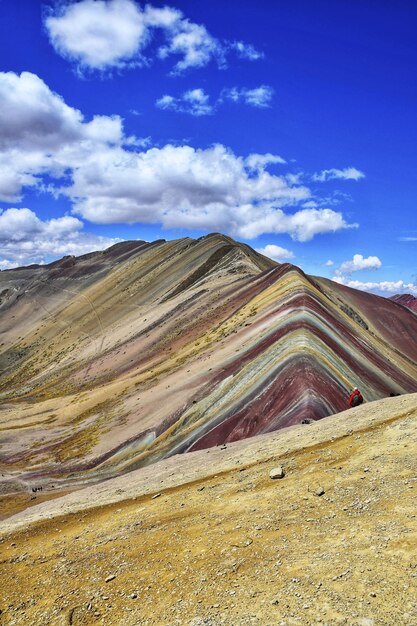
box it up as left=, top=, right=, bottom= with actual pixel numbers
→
left=0, top=394, right=416, bottom=626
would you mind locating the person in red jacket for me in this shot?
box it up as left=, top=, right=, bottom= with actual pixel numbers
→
left=349, top=387, right=364, bottom=407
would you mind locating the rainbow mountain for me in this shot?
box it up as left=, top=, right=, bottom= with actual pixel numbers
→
left=1, top=233, right=417, bottom=502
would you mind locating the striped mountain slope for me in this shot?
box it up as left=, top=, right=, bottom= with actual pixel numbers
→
left=1, top=233, right=417, bottom=504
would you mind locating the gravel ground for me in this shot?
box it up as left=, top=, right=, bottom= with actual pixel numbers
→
left=1, top=394, right=416, bottom=626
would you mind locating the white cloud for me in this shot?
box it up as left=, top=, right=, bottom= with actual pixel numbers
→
left=398, top=236, right=417, bottom=241
left=66, top=144, right=356, bottom=241
left=337, top=253, right=381, bottom=275
left=312, top=167, right=365, bottom=182
left=255, top=244, right=294, bottom=262
left=244, top=86, right=274, bottom=108
left=141, top=5, right=182, bottom=29
left=158, top=18, right=223, bottom=74
left=44, top=0, right=261, bottom=75
left=0, top=70, right=93, bottom=151
left=156, top=85, right=274, bottom=115
left=230, top=41, right=264, bottom=60
left=0, top=208, right=121, bottom=267
left=222, top=85, right=274, bottom=108
left=0, top=71, right=357, bottom=245
left=0, top=259, right=19, bottom=270
left=333, top=276, right=417, bottom=296
left=45, top=0, right=148, bottom=71
left=155, top=95, right=176, bottom=109
left=245, top=153, right=286, bottom=171
left=240, top=208, right=356, bottom=242
left=0, top=71, right=126, bottom=202
left=0, top=165, right=39, bottom=204
left=156, top=89, right=213, bottom=116
left=325, top=259, right=334, bottom=266
left=286, top=173, right=302, bottom=185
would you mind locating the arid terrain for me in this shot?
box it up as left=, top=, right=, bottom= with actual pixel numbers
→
left=1, top=393, right=416, bottom=626
left=1, top=237, right=417, bottom=625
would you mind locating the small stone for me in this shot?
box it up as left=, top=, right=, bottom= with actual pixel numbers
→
left=269, top=466, right=285, bottom=480
left=151, top=493, right=162, bottom=499
left=271, top=599, right=279, bottom=605
left=369, top=591, right=377, bottom=597
left=231, top=538, right=253, bottom=548
left=105, top=574, right=116, bottom=583
left=130, top=593, right=138, bottom=599
left=315, top=486, right=325, bottom=496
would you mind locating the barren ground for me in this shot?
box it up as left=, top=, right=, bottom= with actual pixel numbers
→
left=1, top=394, right=416, bottom=626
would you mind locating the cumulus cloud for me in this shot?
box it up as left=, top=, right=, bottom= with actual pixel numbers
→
left=336, top=253, right=382, bottom=275
left=0, top=208, right=121, bottom=268
left=332, top=276, right=417, bottom=296
left=44, top=0, right=148, bottom=72
left=0, top=71, right=357, bottom=245
left=66, top=144, right=356, bottom=241
left=0, top=71, right=85, bottom=150
left=222, top=85, right=274, bottom=108
left=156, top=89, right=213, bottom=116
left=255, top=244, right=294, bottom=262
left=325, top=259, right=334, bottom=266
left=312, top=167, right=365, bottom=182
left=0, top=71, right=126, bottom=202
left=44, top=0, right=262, bottom=74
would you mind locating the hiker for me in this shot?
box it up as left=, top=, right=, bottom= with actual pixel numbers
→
left=349, top=387, right=363, bottom=408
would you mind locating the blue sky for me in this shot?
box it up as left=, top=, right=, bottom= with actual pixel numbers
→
left=0, top=0, right=416, bottom=295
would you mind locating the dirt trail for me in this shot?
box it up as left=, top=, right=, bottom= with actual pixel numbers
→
left=1, top=395, right=417, bottom=625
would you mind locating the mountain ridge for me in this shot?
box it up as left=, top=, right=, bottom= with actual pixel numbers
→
left=1, top=234, right=417, bottom=513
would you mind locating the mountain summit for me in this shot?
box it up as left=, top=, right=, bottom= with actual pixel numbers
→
left=1, top=234, right=417, bottom=506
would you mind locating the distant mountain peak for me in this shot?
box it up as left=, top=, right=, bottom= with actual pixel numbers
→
left=390, top=293, right=417, bottom=312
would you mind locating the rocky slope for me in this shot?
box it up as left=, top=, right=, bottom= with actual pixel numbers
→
left=1, top=234, right=417, bottom=513
left=1, top=393, right=416, bottom=625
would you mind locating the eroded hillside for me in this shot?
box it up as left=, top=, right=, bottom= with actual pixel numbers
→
left=1, top=235, right=417, bottom=514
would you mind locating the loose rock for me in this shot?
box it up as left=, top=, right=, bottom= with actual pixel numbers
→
left=269, top=466, right=285, bottom=479
left=105, top=574, right=116, bottom=583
